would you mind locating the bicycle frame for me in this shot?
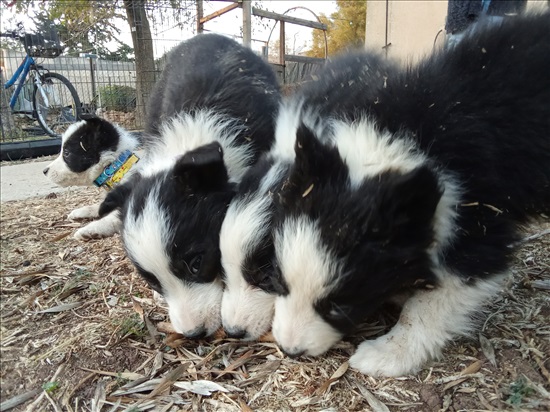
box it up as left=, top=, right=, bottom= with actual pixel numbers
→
left=4, top=54, right=37, bottom=111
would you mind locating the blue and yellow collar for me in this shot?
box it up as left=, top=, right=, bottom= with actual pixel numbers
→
left=94, top=150, right=140, bottom=189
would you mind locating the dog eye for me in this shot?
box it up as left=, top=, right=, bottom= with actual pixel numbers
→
left=254, top=268, right=275, bottom=291
left=266, top=262, right=289, bottom=295
left=269, top=273, right=288, bottom=296
left=189, top=254, right=203, bottom=275
left=327, top=303, right=352, bottom=320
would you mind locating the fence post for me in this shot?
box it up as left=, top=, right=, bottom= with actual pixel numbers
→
left=0, top=64, right=16, bottom=140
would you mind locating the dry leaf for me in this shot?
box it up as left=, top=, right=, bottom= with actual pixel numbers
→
left=36, top=301, right=83, bottom=313
left=173, top=380, right=230, bottom=396
left=315, top=361, right=349, bottom=395
left=479, top=334, right=497, bottom=367
left=356, top=384, right=390, bottom=412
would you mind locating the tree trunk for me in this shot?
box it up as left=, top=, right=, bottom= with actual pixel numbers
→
left=123, top=0, right=156, bottom=129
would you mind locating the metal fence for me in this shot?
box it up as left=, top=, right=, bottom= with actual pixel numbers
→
left=0, top=1, right=324, bottom=158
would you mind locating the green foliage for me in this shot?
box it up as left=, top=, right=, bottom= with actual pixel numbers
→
left=506, top=376, right=535, bottom=406
left=98, top=85, right=136, bottom=112
left=42, top=381, right=60, bottom=394
left=114, top=313, right=146, bottom=338
left=13, top=0, right=131, bottom=57
left=306, top=0, right=367, bottom=57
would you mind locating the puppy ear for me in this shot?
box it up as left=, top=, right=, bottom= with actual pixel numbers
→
left=172, top=141, right=229, bottom=191
left=378, top=166, right=443, bottom=235
left=282, top=123, right=342, bottom=200
left=293, top=123, right=324, bottom=177
left=76, top=117, right=122, bottom=153
left=98, top=180, right=135, bottom=217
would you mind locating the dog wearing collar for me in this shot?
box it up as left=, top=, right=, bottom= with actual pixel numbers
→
left=43, top=117, right=141, bottom=240
left=98, top=33, right=281, bottom=338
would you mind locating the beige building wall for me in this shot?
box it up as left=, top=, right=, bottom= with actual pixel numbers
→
left=365, top=0, right=549, bottom=63
left=365, top=0, right=448, bottom=63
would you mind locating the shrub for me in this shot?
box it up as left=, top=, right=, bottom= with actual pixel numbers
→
left=98, top=85, right=136, bottom=112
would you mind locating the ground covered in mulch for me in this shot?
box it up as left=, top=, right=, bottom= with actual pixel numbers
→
left=1, top=188, right=549, bottom=412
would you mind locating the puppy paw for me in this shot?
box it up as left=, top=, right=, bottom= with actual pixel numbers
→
left=68, top=205, right=100, bottom=221
left=74, top=219, right=118, bottom=240
left=349, top=335, right=423, bottom=377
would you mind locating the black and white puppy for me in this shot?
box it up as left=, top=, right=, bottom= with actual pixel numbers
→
left=99, top=33, right=280, bottom=338
left=219, top=53, right=398, bottom=340
left=43, top=117, right=140, bottom=240
left=265, top=13, right=550, bottom=376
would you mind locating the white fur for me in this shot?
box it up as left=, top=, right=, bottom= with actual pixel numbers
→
left=220, top=163, right=288, bottom=339
left=123, top=186, right=223, bottom=336
left=123, top=111, right=255, bottom=336
left=74, top=210, right=121, bottom=240
left=68, top=204, right=100, bottom=220
left=45, top=121, right=138, bottom=187
left=270, top=122, right=470, bottom=370
left=271, top=216, right=344, bottom=356
left=349, top=272, right=506, bottom=377
left=219, top=101, right=332, bottom=339
left=142, top=111, right=253, bottom=182
left=44, top=119, right=139, bottom=240
left=329, top=118, right=425, bottom=188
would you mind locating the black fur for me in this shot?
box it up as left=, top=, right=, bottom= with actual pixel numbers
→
left=145, top=33, right=279, bottom=156
left=99, top=33, right=280, bottom=327
left=61, top=117, right=122, bottom=173
left=272, top=12, right=550, bottom=335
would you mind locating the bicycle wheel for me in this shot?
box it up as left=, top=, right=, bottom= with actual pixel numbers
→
left=33, top=72, right=82, bottom=137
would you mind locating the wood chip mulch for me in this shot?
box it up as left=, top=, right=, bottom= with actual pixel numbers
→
left=1, top=188, right=549, bottom=411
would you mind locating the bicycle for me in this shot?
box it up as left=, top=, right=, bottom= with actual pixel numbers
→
left=1, top=24, right=82, bottom=137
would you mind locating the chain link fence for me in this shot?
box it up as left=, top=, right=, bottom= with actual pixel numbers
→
left=0, top=1, right=323, bottom=158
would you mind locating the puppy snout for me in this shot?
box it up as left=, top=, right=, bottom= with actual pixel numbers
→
left=282, top=347, right=306, bottom=359
left=43, top=167, right=49, bottom=176
left=224, top=327, right=247, bottom=339
left=184, top=327, right=207, bottom=340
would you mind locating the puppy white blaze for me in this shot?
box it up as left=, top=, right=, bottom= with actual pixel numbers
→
left=143, top=110, right=253, bottom=182
left=220, top=163, right=287, bottom=339
left=330, top=118, right=425, bottom=188
left=45, top=120, right=139, bottom=187
left=272, top=216, right=343, bottom=356
left=270, top=100, right=305, bottom=161
left=349, top=270, right=506, bottom=377
left=124, top=185, right=222, bottom=336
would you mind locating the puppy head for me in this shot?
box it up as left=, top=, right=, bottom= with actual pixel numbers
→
left=270, top=123, right=443, bottom=357
left=122, top=142, right=235, bottom=338
left=44, top=117, right=138, bottom=187
left=219, top=158, right=290, bottom=340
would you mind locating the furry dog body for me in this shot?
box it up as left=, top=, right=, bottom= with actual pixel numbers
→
left=219, top=53, right=399, bottom=339
left=99, top=34, right=280, bottom=338
left=43, top=117, right=140, bottom=240
left=263, top=13, right=550, bottom=376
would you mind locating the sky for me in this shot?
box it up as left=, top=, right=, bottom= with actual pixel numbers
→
left=202, top=1, right=337, bottom=52
left=149, top=1, right=338, bottom=58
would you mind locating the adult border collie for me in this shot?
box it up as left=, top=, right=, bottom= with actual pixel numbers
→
left=99, top=33, right=281, bottom=339
left=219, top=53, right=398, bottom=340
left=262, top=13, right=549, bottom=376
left=43, top=117, right=140, bottom=240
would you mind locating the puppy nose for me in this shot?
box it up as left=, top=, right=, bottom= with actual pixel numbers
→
left=224, top=327, right=247, bottom=339
left=43, top=167, right=49, bottom=176
left=184, top=327, right=207, bottom=340
left=282, top=348, right=305, bottom=359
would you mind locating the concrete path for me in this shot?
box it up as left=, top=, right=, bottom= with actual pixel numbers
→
left=1, top=160, right=69, bottom=202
